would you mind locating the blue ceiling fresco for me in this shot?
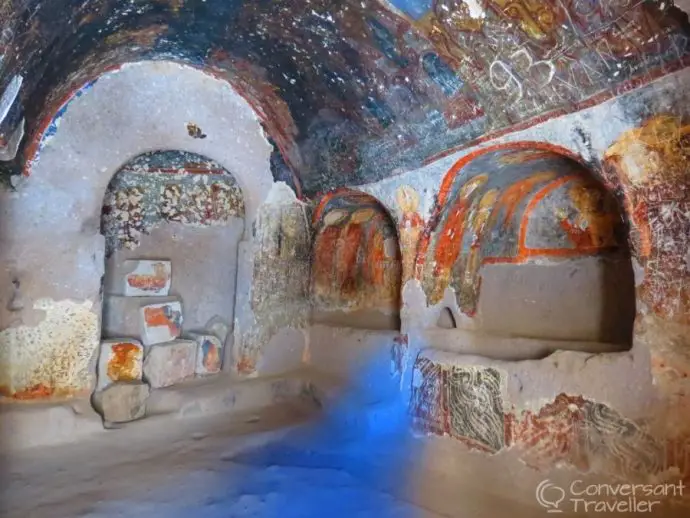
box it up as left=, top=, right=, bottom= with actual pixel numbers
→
left=387, top=0, right=434, bottom=19
left=0, top=0, right=689, bottom=195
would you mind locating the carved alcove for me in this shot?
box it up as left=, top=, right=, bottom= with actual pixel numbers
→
left=419, top=145, right=635, bottom=357
left=310, top=189, right=402, bottom=331
left=100, top=150, right=245, bottom=343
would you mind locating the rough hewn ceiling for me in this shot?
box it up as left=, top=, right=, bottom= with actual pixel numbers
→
left=0, top=0, right=689, bottom=195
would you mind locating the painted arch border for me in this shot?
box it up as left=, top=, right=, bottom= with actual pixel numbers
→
left=412, top=140, right=632, bottom=279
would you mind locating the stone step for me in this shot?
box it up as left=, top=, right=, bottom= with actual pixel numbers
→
left=0, top=398, right=104, bottom=451
left=146, top=372, right=312, bottom=418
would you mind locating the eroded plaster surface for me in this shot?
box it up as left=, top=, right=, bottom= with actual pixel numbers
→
left=0, top=60, right=274, bottom=397
left=233, top=182, right=311, bottom=376
left=0, top=299, right=98, bottom=398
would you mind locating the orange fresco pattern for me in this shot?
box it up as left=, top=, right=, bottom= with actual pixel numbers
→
left=311, top=189, right=401, bottom=313
left=144, top=306, right=182, bottom=335
left=417, top=145, right=624, bottom=314
left=126, top=262, right=170, bottom=292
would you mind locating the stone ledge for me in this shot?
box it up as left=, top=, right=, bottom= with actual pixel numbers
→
left=0, top=371, right=318, bottom=451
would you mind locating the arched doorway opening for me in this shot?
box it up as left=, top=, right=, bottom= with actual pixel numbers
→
left=100, top=150, right=245, bottom=379
left=417, top=145, right=635, bottom=351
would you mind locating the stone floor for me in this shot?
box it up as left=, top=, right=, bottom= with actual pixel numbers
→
left=2, top=384, right=689, bottom=518
left=1, top=403, right=445, bottom=518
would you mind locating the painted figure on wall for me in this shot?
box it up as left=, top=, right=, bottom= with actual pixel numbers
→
left=396, top=185, right=425, bottom=283
left=418, top=147, right=623, bottom=315
left=427, top=174, right=487, bottom=303
left=604, top=115, right=690, bottom=325
left=555, top=179, right=618, bottom=249
left=311, top=190, right=402, bottom=314
left=456, top=187, right=499, bottom=311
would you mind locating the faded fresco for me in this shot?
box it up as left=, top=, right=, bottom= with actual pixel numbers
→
left=411, top=358, right=504, bottom=451
left=140, top=301, right=183, bottom=346
left=2, top=1, right=690, bottom=193
left=603, top=115, right=690, bottom=325
left=101, top=151, right=245, bottom=255
left=505, top=394, right=663, bottom=478
left=123, top=260, right=172, bottom=297
left=194, top=334, right=223, bottom=376
left=311, top=190, right=402, bottom=314
left=417, top=147, right=625, bottom=314
left=396, top=185, right=426, bottom=284
left=411, top=357, right=687, bottom=481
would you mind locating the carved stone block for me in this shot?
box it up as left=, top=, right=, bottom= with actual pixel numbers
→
left=97, top=339, right=144, bottom=390
left=143, top=340, right=196, bottom=388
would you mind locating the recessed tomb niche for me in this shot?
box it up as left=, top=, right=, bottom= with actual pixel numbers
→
left=99, top=151, right=245, bottom=376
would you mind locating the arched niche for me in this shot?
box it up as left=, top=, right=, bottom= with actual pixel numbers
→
left=417, top=146, right=635, bottom=348
left=0, top=60, right=272, bottom=399
left=100, top=150, right=245, bottom=341
left=311, top=189, right=402, bottom=331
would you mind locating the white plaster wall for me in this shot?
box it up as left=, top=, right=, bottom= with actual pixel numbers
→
left=311, top=308, right=401, bottom=331
left=0, top=60, right=273, bottom=395
left=403, top=255, right=635, bottom=345
left=476, top=257, right=635, bottom=344
left=419, top=328, right=629, bottom=360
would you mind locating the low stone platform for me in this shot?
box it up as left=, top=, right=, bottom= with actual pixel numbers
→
left=0, top=371, right=317, bottom=451
left=145, top=371, right=313, bottom=418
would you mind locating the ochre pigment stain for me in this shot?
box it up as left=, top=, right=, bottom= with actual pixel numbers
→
left=107, top=343, right=143, bottom=383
